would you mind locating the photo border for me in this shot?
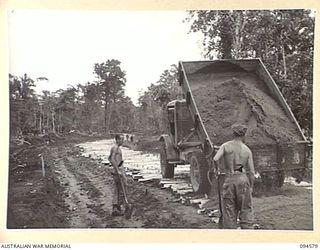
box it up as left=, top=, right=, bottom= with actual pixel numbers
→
left=0, top=0, right=319, bottom=243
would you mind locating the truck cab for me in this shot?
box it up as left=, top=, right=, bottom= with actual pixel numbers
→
left=167, top=100, right=194, bottom=147
left=160, top=99, right=211, bottom=193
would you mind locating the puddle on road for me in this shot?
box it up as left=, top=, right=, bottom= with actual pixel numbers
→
left=77, top=139, right=190, bottom=180
left=284, top=176, right=312, bottom=188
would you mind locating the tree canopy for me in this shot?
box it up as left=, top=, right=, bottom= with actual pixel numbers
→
left=93, top=59, right=127, bottom=132
left=10, top=59, right=137, bottom=137
left=185, top=9, right=314, bottom=137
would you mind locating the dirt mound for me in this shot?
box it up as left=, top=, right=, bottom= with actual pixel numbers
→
left=192, top=77, right=301, bottom=147
left=194, top=61, right=247, bottom=74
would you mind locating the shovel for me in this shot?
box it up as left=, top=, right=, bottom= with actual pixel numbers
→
left=207, top=149, right=224, bottom=229
left=117, top=161, right=134, bottom=219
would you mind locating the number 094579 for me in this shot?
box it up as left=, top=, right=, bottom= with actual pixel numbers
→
left=300, top=244, right=318, bottom=249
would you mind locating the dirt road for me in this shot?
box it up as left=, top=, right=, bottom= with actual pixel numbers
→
left=7, top=137, right=313, bottom=230
left=7, top=139, right=215, bottom=229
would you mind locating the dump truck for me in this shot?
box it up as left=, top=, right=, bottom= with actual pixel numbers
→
left=159, top=59, right=309, bottom=194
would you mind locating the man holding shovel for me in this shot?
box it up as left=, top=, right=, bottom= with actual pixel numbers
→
left=109, top=134, right=132, bottom=218
left=213, top=124, right=255, bottom=229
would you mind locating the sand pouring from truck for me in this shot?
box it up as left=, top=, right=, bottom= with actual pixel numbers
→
left=159, top=59, right=309, bottom=195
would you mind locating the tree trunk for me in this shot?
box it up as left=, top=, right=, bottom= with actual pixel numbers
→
left=46, top=111, right=49, bottom=131
left=281, top=41, right=287, bottom=79
left=88, top=105, right=93, bottom=132
left=150, top=103, right=160, bottom=131
left=234, top=14, right=240, bottom=58
left=104, top=100, right=108, bottom=134
left=39, top=105, right=42, bottom=134
left=231, top=11, right=246, bottom=59
left=60, top=111, right=63, bottom=133
left=52, top=111, right=56, bottom=133
left=34, top=111, right=37, bottom=128
left=58, top=112, right=62, bottom=133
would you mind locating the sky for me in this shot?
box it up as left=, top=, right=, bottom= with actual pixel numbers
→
left=8, top=10, right=204, bottom=104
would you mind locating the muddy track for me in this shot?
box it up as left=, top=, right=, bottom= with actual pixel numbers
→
left=52, top=148, right=141, bottom=228
left=48, top=145, right=216, bottom=229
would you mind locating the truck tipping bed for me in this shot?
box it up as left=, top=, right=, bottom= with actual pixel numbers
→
left=179, top=59, right=308, bottom=172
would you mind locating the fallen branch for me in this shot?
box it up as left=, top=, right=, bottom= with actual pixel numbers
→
left=10, top=164, right=25, bottom=172
left=11, top=138, right=31, bottom=145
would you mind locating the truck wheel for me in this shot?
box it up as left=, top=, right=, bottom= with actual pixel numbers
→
left=276, top=170, right=285, bottom=188
left=160, top=143, right=174, bottom=178
left=260, top=171, right=285, bottom=192
left=190, top=151, right=210, bottom=194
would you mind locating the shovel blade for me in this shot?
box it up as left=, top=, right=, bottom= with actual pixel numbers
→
left=124, top=204, right=134, bottom=219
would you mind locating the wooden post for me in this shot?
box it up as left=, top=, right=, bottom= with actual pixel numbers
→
left=40, top=154, right=45, bottom=177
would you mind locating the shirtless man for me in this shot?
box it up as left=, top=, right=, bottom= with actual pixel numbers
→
left=213, top=124, right=255, bottom=229
left=109, top=134, right=127, bottom=216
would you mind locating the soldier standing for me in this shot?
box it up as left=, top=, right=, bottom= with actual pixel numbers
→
left=213, top=124, right=255, bottom=229
left=109, top=134, right=127, bottom=216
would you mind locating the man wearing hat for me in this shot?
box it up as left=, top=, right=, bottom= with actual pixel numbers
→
left=213, top=123, right=255, bottom=229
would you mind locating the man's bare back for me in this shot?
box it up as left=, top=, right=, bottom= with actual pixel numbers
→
left=214, top=140, right=254, bottom=175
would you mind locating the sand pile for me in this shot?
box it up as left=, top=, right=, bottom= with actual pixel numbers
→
left=192, top=77, right=301, bottom=147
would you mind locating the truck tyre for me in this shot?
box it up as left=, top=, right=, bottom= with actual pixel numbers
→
left=160, top=142, right=174, bottom=178
left=260, top=171, right=285, bottom=192
left=276, top=170, right=285, bottom=188
left=190, top=151, right=210, bottom=194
